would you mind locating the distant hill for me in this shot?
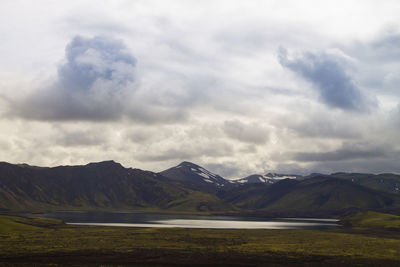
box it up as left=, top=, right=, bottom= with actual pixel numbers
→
left=221, top=176, right=400, bottom=217
left=230, top=171, right=400, bottom=196
left=1, top=160, right=400, bottom=217
left=329, top=172, right=400, bottom=195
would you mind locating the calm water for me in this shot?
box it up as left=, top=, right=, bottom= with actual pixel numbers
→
left=32, top=211, right=339, bottom=229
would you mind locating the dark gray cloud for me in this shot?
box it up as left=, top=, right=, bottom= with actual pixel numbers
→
left=293, top=143, right=388, bottom=162
left=278, top=48, right=371, bottom=111
left=58, top=35, right=135, bottom=91
left=13, top=36, right=136, bottom=121
left=222, top=119, right=269, bottom=144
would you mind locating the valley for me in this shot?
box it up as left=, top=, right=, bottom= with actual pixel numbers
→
left=1, top=160, right=400, bottom=265
left=1, top=212, right=400, bottom=266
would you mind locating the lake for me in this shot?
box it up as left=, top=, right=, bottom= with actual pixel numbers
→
left=33, top=211, right=339, bottom=229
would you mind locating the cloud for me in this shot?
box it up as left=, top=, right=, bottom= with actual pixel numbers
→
left=292, top=142, right=388, bottom=162
left=55, top=128, right=109, bottom=147
left=278, top=48, right=372, bottom=111
left=340, top=30, right=400, bottom=96
left=12, top=36, right=136, bottom=121
left=204, top=162, right=242, bottom=178
left=222, top=119, right=270, bottom=144
left=58, top=35, right=136, bottom=91
left=393, top=104, right=400, bottom=127
left=137, top=140, right=234, bottom=162
left=282, top=112, right=361, bottom=139
left=273, top=162, right=310, bottom=176
left=8, top=35, right=192, bottom=123
left=371, top=31, right=400, bottom=61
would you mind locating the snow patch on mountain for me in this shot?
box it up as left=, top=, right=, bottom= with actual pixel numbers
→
left=232, top=173, right=301, bottom=185
left=198, top=172, right=210, bottom=179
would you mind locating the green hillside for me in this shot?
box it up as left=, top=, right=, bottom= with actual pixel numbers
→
left=221, top=177, right=400, bottom=217
left=330, top=172, right=400, bottom=195
left=341, top=211, right=400, bottom=229
left=265, top=178, right=399, bottom=214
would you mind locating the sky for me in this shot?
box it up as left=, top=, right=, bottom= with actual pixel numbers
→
left=0, top=0, right=400, bottom=178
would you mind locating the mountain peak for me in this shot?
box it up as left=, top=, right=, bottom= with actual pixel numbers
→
left=176, top=161, right=200, bottom=168
left=160, top=162, right=229, bottom=188
left=86, top=160, right=124, bottom=169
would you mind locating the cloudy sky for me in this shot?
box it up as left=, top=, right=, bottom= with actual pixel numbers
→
left=1, top=0, right=400, bottom=178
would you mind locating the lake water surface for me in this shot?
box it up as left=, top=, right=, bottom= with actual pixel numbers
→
left=35, top=211, right=339, bottom=230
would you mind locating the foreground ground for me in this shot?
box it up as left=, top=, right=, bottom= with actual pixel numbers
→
left=1, top=213, right=400, bottom=266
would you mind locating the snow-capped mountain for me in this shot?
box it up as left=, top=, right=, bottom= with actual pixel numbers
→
left=159, top=161, right=229, bottom=188
left=232, top=173, right=302, bottom=184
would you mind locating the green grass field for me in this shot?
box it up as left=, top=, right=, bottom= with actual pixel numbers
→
left=341, top=211, right=400, bottom=229
left=1, top=213, right=400, bottom=266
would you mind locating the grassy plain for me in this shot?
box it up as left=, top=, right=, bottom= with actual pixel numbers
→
left=341, top=211, right=400, bottom=229
left=1, top=214, right=400, bottom=266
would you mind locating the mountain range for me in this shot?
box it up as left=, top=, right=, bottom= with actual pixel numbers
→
left=1, top=160, right=400, bottom=217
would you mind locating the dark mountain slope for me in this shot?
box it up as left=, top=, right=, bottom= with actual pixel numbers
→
left=330, top=172, right=400, bottom=195
left=219, top=179, right=297, bottom=209
left=265, top=177, right=399, bottom=212
left=159, top=161, right=232, bottom=193
left=221, top=176, right=400, bottom=217
left=0, top=161, right=233, bottom=212
left=2, top=160, right=400, bottom=217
